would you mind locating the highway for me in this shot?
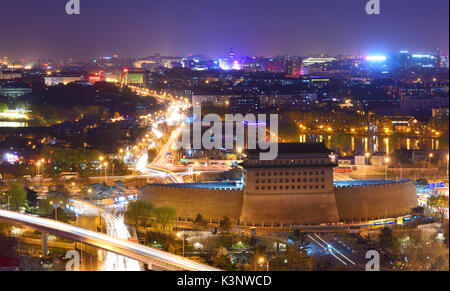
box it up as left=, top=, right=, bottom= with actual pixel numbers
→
left=69, top=198, right=141, bottom=271
left=0, top=209, right=220, bottom=271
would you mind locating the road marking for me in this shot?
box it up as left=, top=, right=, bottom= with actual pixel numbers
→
left=308, top=234, right=347, bottom=266
left=314, top=234, right=356, bottom=265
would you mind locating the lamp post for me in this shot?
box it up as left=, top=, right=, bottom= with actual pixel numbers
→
left=429, top=153, right=433, bottom=168
left=49, top=201, right=57, bottom=220
left=258, top=256, right=275, bottom=271
left=88, top=188, right=92, bottom=202
left=237, top=147, right=243, bottom=161
left=119, top=148, right=124, bottom=161
left=98, top=209, right=102, bottom=228
left=50, top=200, right=64, bottom=221
left=365, top=152, right=371, bottom=164
left=177, top=231, right=185, bottom=257
left=103, top=162, right=108, bottom=184
left=99, top=156, right=104, bottom=181
left=36, top=161, right=41, bottom=177
left=364, top=152, right=371, bottom=178
left=36, top=161, right=42, bottom=188
left=40, top=159, right=45, bottom=178
left=384, top=157, right=390, bottom=180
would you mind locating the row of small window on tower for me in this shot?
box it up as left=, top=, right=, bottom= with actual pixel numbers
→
left=255, top=185, right=326, bottom=191
left=256, top=178, right=326, bottom=184
left=255, top=170, right=326, bottom=177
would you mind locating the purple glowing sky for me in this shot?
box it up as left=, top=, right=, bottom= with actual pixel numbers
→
left=0, top=0, right=448, bottom=60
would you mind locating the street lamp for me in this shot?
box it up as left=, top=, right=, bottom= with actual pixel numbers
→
left=50, top=200, right=65, bottom=220
left=98, top=209, right=102, bottom=228
left=237, top=147, right=243, bottom=161
left=365, top=152, right=371, bottom=165
left=87, top=188, right=93, bottom=202
left=177, top=231, right=185, bottom=258
left=40, top=159, right=45, bottom=177
left=36, top=161, right=41, bottom=176
left=429, top=153, right=434, bottom=168
left=258, top=256, right=275, bottom=271
left=384, top=157, right=390, bottom=180
left=49, top=201, right=57, bottom=220
left=103, top=162, right=108, bottom=183
left=98, top=156, right=104, bottom=180
left=36, top=161, right=42, bottom=188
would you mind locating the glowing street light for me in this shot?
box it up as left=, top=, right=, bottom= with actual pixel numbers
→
left=36, top=161, right=41, bottom=177
left=237, top=147, right=243, bottom=160
left=385, top=157, right=390, bottom=180
left=365, top=152, right=371, bottom=165
left=49, top=200, right=63, bottom=221
left=177, top=231, right=185, bottom=258
left=258, top=256, right=274, bottom=271
left=103, top=162, right=108, bottom=183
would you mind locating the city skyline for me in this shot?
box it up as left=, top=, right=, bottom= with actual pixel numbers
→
left=0, top=0, right=448, bottom=274
left=0, top=0, right=449, bottom=60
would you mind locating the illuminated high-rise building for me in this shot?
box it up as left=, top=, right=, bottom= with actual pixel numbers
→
left=0, top=56, right=8, bottom=66
left=218, top=48, right=242, bottom=71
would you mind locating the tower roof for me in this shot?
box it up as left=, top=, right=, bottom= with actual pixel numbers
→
left=245, top=142, right=332, bottom=156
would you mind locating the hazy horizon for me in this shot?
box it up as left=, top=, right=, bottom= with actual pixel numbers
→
left=0, top=0, right=448, bottom=60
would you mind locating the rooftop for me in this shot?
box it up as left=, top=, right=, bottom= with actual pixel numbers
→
left=245, top=142, right=332, bottom=156
left=151, top=181, right=242, bottom=190
left=334, top=179, right=410, bottom=187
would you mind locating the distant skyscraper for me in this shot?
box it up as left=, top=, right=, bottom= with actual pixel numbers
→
left=219, top=48, right=242, bottom=70
left=229, top=48, right=236, bottom=60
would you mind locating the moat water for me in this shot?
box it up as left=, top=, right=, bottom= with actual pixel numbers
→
left=298, top=134, right=443, bottom=154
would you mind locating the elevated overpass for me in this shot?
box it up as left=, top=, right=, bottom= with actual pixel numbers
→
left=0, top=209, right=219, bottom=271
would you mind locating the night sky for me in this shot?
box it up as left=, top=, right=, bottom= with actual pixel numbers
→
left=1, top=0, right=448, bottom=60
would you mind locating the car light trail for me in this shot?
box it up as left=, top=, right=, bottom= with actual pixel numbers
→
left=69, top=199, right=141, bottom=271
left=0, top=209, right=220, bottom=271
left=307, top=234, right=348, bottom=266
left=314, top=234, right=356, bottom=265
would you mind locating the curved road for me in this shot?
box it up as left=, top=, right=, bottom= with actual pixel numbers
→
left=0, top=209, right=220, bottom=271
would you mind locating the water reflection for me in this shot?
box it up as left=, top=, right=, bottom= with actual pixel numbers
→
left=299, top=133, right=441, bottom=154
